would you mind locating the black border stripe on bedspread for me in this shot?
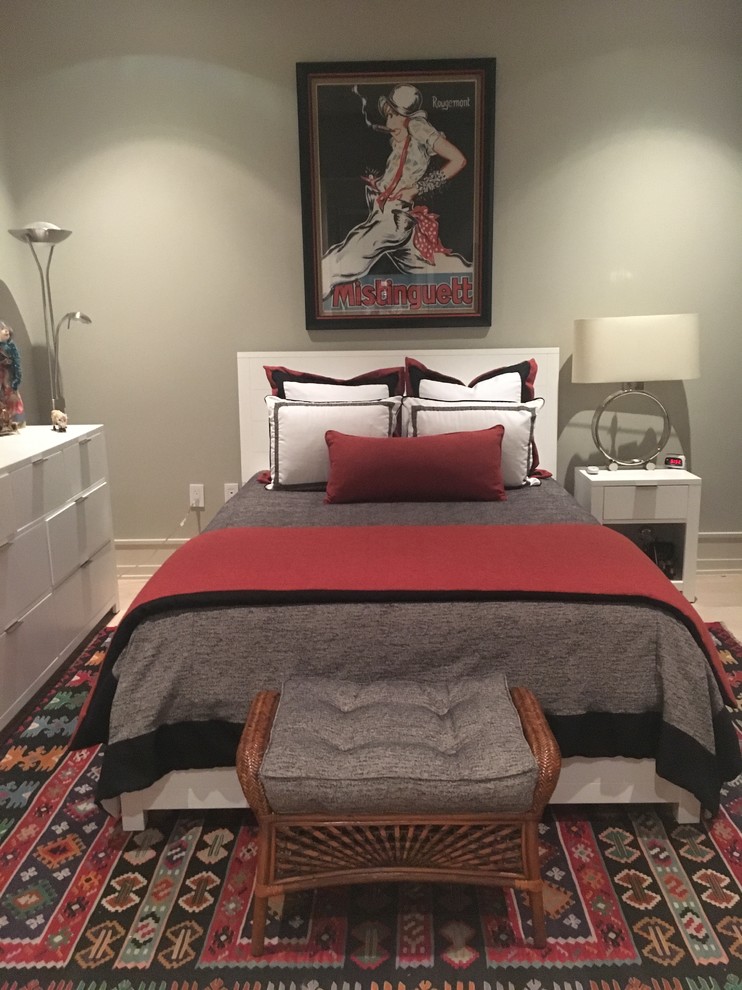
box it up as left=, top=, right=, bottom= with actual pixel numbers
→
left=549, top=709, right=740, bottom=815
left=93, top=709, right=740, bottom=815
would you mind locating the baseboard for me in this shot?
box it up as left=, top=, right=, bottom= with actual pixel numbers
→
left=697, top=532, right=742, bottom=574
left=116, top=539, right=185, bottom=579
left=117, top=531, right=742, bottom=579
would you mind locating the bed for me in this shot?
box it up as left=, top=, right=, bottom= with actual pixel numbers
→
left=71, top=348, right=740, bottom=831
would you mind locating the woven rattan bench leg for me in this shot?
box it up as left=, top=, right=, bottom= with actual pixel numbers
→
left=524, top=819, right=546, bottom=948
left=251, top=894, right=268, bottom=956
left=529, top=888, right=547, bottom=949
left=251, top=824, right=272, bottom=956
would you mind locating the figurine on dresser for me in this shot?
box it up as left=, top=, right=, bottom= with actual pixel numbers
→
left=0, top=320, right=23, bottom=435
left=51, top=409, right=68, bottom=432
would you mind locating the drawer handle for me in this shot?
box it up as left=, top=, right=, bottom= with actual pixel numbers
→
left=74, top=493, right=89, bottom=504
left=3, top=618, right=23, bottom=634
left=81, top=557, right=93, bottom=568
left=32, top=456, right=50, bottom=465
left=0, top=537, right=13, bottom=550
left=80, top=437, right=93, bottom=445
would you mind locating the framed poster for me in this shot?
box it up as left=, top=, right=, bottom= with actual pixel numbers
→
left=297, top=58, right=496, bottom=330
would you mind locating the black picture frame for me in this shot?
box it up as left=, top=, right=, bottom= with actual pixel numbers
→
left=296, top=58, right=496, bottom=331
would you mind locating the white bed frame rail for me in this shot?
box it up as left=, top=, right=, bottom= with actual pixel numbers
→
left=115, top=758, right=701, bottom=833
left=114, top=346, right=701, bottom=830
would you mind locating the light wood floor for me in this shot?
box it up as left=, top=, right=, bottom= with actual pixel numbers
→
left=114, top=572, right=742, bottom=639
left=693, top=572, right=742, bottom=638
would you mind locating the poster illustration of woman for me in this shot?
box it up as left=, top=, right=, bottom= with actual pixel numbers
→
left=297, top=59, right=495, bottom=330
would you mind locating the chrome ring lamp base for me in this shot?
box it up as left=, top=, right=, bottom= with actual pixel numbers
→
left=591, top=384, right=671, bottom=470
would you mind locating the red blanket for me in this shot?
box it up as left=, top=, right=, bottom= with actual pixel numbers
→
left=125, top=523, right=733, bottom=707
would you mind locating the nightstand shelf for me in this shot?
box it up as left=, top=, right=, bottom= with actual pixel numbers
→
left=574, top=468, right=701, bottom=601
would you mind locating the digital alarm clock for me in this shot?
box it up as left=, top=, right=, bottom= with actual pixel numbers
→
left=664, top=454, right=686, bottom=469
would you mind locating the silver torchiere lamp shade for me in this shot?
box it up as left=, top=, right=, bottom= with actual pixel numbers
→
left=572, top=313, right=700, bottom=468
left=8, top=221, right=90, bottom=418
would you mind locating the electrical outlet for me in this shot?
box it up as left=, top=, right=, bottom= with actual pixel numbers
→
left=224, top=482, right=239, bottom=502
left=189, top=483, right=204, bottom=509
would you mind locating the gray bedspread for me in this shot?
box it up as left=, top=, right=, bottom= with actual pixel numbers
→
left=208, top=475, right=596, bottom=529
left=76, top=477, right=740, bottom=811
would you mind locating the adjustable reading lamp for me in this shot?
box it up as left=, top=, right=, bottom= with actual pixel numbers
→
left=52, top=311, right=93, bottom=413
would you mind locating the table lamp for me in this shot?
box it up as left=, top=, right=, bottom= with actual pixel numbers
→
left=572, top=313, right=700, bottom=468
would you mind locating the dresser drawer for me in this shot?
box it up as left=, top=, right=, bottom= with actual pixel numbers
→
left=0, top=472, right=13, bottom=546
left=63, top=430, right=108, bottom=494
left=11, top=449, right=70, bottom=529
left=602, top=484, right=689, bottom=522
left=0, top=521, right=52, bottom=631
left=47, top=481, right=113, bottom=586
left=0, top=592, right=61, bottom=728
left=53, top=541, right=117, bottom=658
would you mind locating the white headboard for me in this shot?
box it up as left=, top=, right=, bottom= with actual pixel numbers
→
left=237, top=348, right=560, bottom=483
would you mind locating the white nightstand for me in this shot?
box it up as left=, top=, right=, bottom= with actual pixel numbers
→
left=574, top=468, right=701, bottom=601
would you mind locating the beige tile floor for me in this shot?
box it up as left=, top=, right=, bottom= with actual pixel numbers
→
left=113, top=571, right=742, bottom=639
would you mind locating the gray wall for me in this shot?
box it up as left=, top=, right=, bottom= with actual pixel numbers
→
left=0, top=0, right=740, bottom=540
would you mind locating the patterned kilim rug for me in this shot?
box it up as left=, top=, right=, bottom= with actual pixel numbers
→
left=0, top=624, right=741, bottom=990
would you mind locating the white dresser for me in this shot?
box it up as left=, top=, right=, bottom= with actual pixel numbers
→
left=0, top=425, right=119, bottom=729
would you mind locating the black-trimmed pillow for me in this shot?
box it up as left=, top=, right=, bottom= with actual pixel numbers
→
left=265, top=395, right=402, bottom=489
left=265, top=364, right=405, bottom=399
left=404, top=397, right=544, bottom=488
left=405, top=356, right=537, bottom=402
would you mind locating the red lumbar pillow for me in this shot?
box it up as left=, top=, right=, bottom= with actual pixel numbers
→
left=324, top=426, right=507, bottom=503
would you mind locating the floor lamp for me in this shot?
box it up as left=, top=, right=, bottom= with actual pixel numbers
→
left=8, top=221, right=88, bottom=418
left=572, top=313, right=700, bottom=469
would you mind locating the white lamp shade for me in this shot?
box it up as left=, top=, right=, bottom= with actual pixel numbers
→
left=572, top=313, right=700, bottom=384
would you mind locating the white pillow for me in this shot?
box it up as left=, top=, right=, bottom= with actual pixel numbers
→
left=265, top=395, right=402, bottom=488
left=404, top=397, right=544, bottom=488
left=418, top=372, right=522, bottom=402
left=284, top=381, right=391, bottom=401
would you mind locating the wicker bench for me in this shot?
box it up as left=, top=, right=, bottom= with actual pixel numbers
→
left=236, top=672, right=561, bottom=955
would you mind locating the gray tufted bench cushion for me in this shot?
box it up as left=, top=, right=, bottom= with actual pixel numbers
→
left=259, top=672, right=539, bottom=815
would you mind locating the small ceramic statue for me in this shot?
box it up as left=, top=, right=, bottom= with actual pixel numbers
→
left=0, top=321, right=23, bottom=435
left=51, top=409, right=68, bottom=432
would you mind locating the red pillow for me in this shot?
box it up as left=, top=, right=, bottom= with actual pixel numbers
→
left=265, top=364, right=405, bottom=398
left=405, top=356, right=538, bottom=401
left=324, top=427, right=507, bottom=504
